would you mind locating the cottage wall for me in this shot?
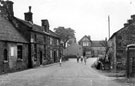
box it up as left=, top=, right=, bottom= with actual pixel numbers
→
left=0, top=41, right=28, bottom=73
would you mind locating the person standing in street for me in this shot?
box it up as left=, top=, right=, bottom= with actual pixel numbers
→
left=80, top=56, right=83, bottom=63
left=84, top=56, right=87, bottom=65
left=77, top=53, right=79, bottom=63
left=59, top=57, right=62, bottom=67
left=83, top=52, right=86, bottom=64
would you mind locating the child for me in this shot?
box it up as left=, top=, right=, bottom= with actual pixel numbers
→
left=84, top=56, right=87, bottom=65
left=59, top=57, right=62, bottom=67
left=80, top=56, right=83, bottom=63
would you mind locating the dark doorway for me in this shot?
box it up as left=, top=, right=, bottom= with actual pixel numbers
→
left=3, top=49, right=8, bottom=72
left=40, top=51, right=43, bottom=65
left=4, top=49, right=8, bottom=61
left=28, top=44, right=32, bottom=68
left=54, top=51, right=56, bottom=62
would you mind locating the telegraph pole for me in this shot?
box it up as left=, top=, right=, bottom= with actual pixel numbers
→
left=108, top=15, right=110, bottom=39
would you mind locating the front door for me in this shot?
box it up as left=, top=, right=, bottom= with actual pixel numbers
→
left=40, top=51, right=43, bottom=65
left=54, top=51, right=56, bottom=62
left=128, top=49, right=135, bottom=77
left=2, top=49, right=8, bottom=73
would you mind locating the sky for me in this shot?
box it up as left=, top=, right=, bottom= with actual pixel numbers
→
left=11, top=0, right=135, bottom=41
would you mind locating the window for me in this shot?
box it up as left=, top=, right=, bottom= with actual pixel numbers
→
left=4, top=49, right=8, bottom=61
left=50, top=37, right=53, bottom=45
left=44, top=36, right=47, bottom=44
left=34, top=34, right=37, bottom=42
left=17, top=45, right=23, bottom=59
left=83, top=42, right=89, bottom=46
left=57, top=50, right=59, bottom=57
left=50, top=50, right=52, bottom=58
left=57, top=40, right=59, bottom=45
left=11, top=47, right=15, bottom=56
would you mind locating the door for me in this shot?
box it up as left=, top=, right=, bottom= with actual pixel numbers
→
left=28, top=44, right=32, bottom=68
left=54, top=51, right=56, bottom=62
left=127, top=48, right=135, bottom=77
left=2, top=49, right=8, bottom=73
left=40, top=51, right=43, bottom=65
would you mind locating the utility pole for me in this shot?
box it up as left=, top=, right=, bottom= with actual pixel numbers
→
left=108, top=15, right=110, bottom=39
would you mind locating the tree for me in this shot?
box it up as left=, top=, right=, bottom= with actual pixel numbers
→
left=54, top=27, right=75, bottom=48
left=67, top=38, right=76, bottom=46
left=100, top=38, right=110, bottom=61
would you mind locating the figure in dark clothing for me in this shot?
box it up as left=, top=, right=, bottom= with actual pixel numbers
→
left=80, top=56, right=83, bottom=63
left=77, top=54, right=79, bottom=63
left=83, top=52, right=87, bottom=64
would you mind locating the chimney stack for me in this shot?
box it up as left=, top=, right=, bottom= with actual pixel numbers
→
left=127, top=19, right=133, bottom=25
left=131, top=15, right=135, bottom=20
left=124, top=23, right=129, bottom=27
left=41, top=19, right=49, bottom=32
left=24, top=6, right=33, bottom=23
left=0, top=0, right=14, bottom=18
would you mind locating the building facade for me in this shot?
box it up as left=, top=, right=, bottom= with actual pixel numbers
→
left=108, top=15, right=135, bottom=71
left=91, top=41, right=106, bottom=57
left=78, top=35, right=92, bottom=57
left=78, top=35, right=105, bottom=57
left=0, top=0, right=61, bottom=73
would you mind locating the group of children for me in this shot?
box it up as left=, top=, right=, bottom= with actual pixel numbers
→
left=77, top=55, right=87, bottom=65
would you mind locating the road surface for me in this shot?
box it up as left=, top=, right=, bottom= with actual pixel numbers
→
left=0, top=58, right=129, bottom=86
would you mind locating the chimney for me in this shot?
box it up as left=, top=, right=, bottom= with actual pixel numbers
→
left=124, top=23, right=129, bottom=27
left=41, top=19, right=49, bottom=32
left=127, top=19, right=133, bottom=25
left=24, top=6, right=33, bottom=22
left=131, top=15, right=135, bottom=21
left=87, top=35, right=91, bottom=40
left=0, top=0, right=14, bottom=18
left=5, top=0, right=14, bottom=16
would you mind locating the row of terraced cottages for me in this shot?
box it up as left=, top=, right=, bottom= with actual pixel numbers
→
left=107, top=14, right=135, bottom=72
left=0, top=1, right=62, bottom=73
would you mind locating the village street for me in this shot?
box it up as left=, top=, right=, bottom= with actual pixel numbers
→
left=0, top=58, right=129, bottom=86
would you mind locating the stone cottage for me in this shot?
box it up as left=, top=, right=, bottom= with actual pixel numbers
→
left=0, top=0, right=61, bottom=73
left=108, top=15, right=135, bottom=71
left=0, top=0, right=29, bottom=73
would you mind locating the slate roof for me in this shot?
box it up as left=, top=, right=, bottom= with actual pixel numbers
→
left=15, top=17, right=59, bottom=38
left=49, top=30, right=60, bottom=38
left=0, top=16, right=28, bottom=43
left=91, top=41, right=104, bottom=47
left=78, top=35, right=91, bottom=43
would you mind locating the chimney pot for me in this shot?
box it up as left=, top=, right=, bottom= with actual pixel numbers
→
left=124, top=23, right=129, bottom=27
left=29, top=6, right=31, bottom=12
left=128, top=19, right=133, bottom=24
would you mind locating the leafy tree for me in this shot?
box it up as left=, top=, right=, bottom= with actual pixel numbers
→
left=67, top=38, right=76, bottom=46
left=54, top=27, right=75, bottom=48
left=100, top=38, right=110, bottom=60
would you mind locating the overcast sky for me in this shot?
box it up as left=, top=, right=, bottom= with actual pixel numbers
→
left=12, top=0, right=135, bottom=41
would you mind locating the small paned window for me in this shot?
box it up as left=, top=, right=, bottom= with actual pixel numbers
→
left=50, top=50, right=53, bottom=58
left=17, top=45, right=23, bottom=59
left=50, top=38, right=53, bottom=45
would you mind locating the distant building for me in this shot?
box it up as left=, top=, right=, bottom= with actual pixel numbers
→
left=91, top=41, right=106, bottom=57
left=78, top=35, right=92, bottom=57
left=78, top=35, right=106, bottom=57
